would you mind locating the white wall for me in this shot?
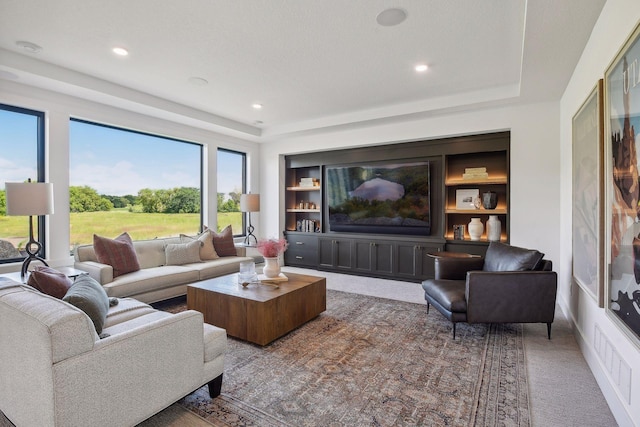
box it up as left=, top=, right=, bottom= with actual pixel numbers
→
left=560, top=0, right=640, bottom=425
left=0, top=80, right=261, bottom=272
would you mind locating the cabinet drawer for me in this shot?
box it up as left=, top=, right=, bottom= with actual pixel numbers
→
left=284, top=234, right=318, bottom=266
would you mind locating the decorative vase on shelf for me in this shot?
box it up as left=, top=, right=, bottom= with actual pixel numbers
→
left=468, top=218, right=484, bottom=241
left=482, top=191, right=498, bottom=209
left=486, top=215, right=501, bottom=242
left=263, top=257, right=281, bottom=278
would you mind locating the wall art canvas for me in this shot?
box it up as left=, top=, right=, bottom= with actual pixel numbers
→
left=572, top=80, right=604, bottom=307
left=605, top=22, right=640, bottom=346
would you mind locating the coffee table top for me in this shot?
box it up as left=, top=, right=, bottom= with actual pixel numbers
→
left=188, top=272, right=326, bottom=303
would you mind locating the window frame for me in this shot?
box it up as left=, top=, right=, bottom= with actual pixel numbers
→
left=0, top=103, right=46, bottom=264
left=217, top=148, right=247, bottom=237
left=69, top=118, right=204, bottom=241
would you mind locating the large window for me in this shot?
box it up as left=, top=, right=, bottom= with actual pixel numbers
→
left=69, top=119, right=202, bottom=249
left=0, top=104, right=45, bottom=263
left=217, top=149, right=246, bottom=236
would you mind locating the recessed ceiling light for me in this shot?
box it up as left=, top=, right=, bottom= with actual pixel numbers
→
left=188, top=77, right=208, bottom=86
left=376, top=8, right=407, bottom=27
left=112, top=47, right=129, bottom=56
left=16, top=41, right=42, bottom=53
left=415, top=64, right=428, bottom=72
left=252, top=103, right=263, bottom=110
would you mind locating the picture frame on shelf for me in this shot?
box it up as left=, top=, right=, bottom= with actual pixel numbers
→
left=455, top=189, right=479, bottom=210
left=572, top=79, right=604, bottom=307
left=604, top=21, right=640, bottom=347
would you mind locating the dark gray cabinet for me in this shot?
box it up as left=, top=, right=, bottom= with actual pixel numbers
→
left=354, top=240, right=394, bottom=275
left=308, top=234, right=444, bottom=281
left=318, top=237, right=353, bottom=270
left=395, top=242, right=443, bottom=280
left=283, top=233, right=318, bottom=267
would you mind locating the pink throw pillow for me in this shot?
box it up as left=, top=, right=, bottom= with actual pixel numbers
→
left=210, top=225, right=237, bottom=257
left=27, top=266, right=73, bottom=299
left=93, top=232, right=140, bottom=278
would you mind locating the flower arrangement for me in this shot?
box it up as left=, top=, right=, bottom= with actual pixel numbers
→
left=256, top=238, right=289, bottom=258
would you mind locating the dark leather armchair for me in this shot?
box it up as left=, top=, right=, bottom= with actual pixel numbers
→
left=422, top=243, right=557, bottom=339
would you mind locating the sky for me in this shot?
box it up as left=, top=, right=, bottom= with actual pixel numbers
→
left=1, top=113, right=243, bottom=197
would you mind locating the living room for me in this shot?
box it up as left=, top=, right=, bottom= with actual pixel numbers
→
left=1, top=0, right=639, bottom=426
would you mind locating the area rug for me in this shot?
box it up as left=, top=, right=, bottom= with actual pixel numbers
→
left=154, top=290, right=530, bottom=426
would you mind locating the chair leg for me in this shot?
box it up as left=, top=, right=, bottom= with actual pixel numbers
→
left=452, top=322, right=456, bottom=340
left=547, top=323, right=552, bottom=340
left=208, top=373, right=223, bottom=398
left=426, top=302, right=430, bottom=314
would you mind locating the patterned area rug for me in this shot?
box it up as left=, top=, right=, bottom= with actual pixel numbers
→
left=156, top=290, right=530, bottom=427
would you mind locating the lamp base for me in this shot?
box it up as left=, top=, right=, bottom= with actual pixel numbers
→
left=20, top=214, right=48, bottom=281
left=244, top=213, right=257, bottom=246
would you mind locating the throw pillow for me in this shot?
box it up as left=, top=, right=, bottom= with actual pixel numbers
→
left=93, top=232, right=140, bottom=278
left=27, top=266, right=73, bottom=299
left=181, top=229, right=219, bottom=260
left=211, top=225, right=237, bottom=257
left=482, top=242, right=544, bottom=272
left=63, top=275, right=110, bottom=334
left=165, top=240, right=202, bottom=265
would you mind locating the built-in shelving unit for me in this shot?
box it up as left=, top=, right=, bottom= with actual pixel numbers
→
left=285, top=166, right=322, bottom=233
left=444, top=150, right=509, bottom=244
left=283, top=131, right=510, bottom=279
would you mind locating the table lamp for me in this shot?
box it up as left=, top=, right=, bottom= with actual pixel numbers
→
left=5, top=180, right=54, bottom=280
left=240, top=193, right=260, bottom=245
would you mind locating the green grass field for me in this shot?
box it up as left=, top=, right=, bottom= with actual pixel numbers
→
left=0, top=209, right=243, bottom=250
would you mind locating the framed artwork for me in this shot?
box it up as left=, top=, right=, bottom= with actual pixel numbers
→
left=604, top=21, right=640, bottom=347
left=572, top=80, right=604, bottom=307
left=455, top=189, right=479, bottom=210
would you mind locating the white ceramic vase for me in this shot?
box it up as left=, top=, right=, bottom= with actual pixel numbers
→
left=468, top=218, right=484, bottom=241
left=487, top=215, right=501, bottom=242
left=263, top=257, right=281, bottom=278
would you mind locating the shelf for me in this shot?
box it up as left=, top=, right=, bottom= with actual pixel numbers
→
left=286, top=186, right=321, bottom=191
left=445, top=208, right=507, bottom=214
left=445, top=177, right=507, bottom=186
left=286, top=208, right=321, bottom=213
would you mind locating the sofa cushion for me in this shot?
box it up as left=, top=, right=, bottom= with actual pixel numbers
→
left=422, top=279, right=467, bottom=313
left=93, top=232, right=141, bottom=278
left=482, top=242, right=544, bottom=272
left=181, top=230, right=219, bottom=260
left=101, top=266, right=199, bottom=299
left=211, top=225, right=237, bottom=257
left=165, top=240, right=202, bottom=266
left=63, top=275, right=110, bottom=334
left=27, top=266, right=73, bottom=299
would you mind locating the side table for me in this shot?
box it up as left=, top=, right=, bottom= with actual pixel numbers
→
left=0, top=266, right=87, bottom=284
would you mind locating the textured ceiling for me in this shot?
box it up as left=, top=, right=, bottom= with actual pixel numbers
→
left=0, top=0, right=605, bottom=141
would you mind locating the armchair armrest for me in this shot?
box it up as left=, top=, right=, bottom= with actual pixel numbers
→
left=465, top=270, right=557, bottom=324
left=434, top=257, right=485, bottom=280
left=74, top=260, right=114, bottom=285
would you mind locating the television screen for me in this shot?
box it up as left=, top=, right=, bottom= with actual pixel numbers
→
left=326, top=161, right=430, bottom=235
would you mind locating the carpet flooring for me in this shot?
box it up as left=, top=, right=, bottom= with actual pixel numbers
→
left=153, top=290, right=530, bottom=427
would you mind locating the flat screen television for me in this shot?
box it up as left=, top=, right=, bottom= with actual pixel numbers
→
left=326, top=161, right=430, bottom=236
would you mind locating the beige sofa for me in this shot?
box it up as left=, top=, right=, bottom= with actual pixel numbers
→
left=74, top=236, right=254, bottom=303
left=0, top=277, right=226, bottom=427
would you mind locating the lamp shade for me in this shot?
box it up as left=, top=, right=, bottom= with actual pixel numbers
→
left=240, top=193, right=260, bottom=212
left=5, top=182, right=54, bottom=216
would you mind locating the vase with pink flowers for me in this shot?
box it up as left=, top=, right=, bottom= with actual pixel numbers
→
left=256, top=238, right=289, bottom=278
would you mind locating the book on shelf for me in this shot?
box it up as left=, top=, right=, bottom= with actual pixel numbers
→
left=464, top=167, right=486, bottom=173
left=462, top=172, right=489, bottom=180
left=298, top=177, right=319, bottom=187
left=296, top=219, right=320, bottom=232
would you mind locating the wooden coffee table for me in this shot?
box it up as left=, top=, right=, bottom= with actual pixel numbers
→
left=187, top=272, right=326, bottom=346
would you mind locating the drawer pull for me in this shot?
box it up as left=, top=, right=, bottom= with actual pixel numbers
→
left=296, top=256, right=303, bottom=259
left=296, top=241, right=304, bottom=245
